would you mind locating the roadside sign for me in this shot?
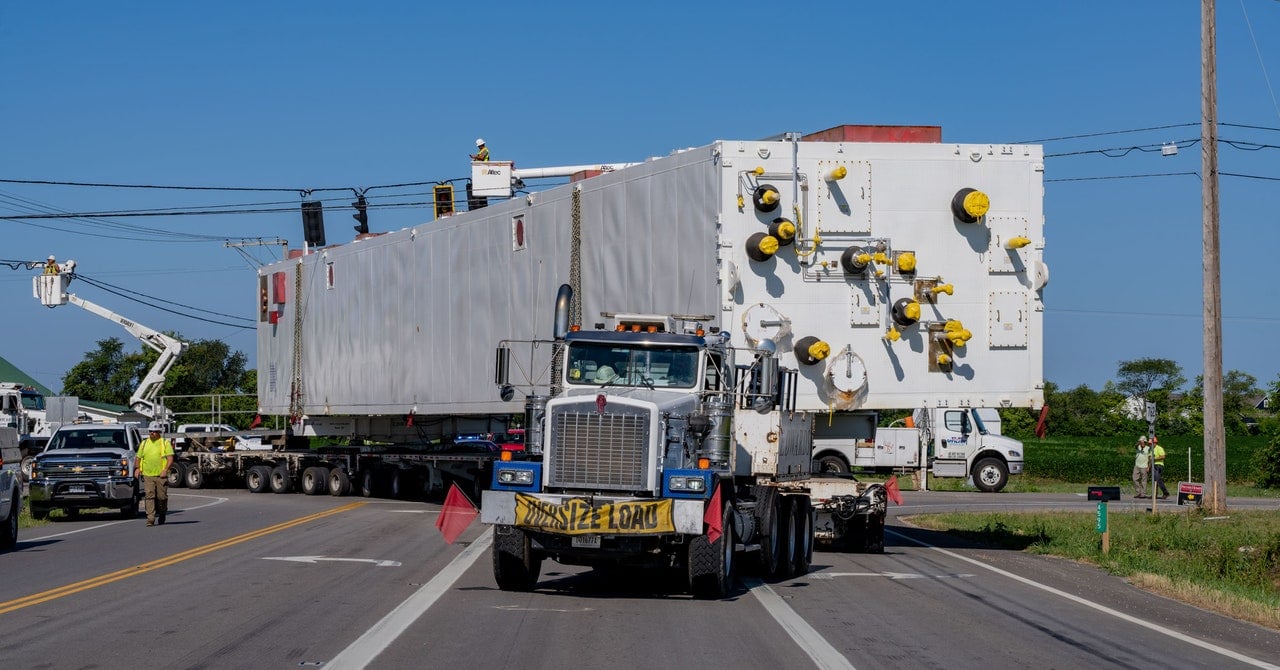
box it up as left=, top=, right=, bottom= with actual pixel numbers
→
left=1095, top=502, right=1108, bottom=533
left=1178, top=481, right=1204, bottom=507
left=1145, top=401, right=1157, bottom=423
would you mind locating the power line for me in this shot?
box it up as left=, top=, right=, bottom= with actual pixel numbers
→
left=1045, top=172, right=1199, bottom=183
left=69, top=272, right=253, bottom=330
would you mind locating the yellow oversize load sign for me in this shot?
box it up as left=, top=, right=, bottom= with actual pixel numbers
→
left=514, top=494, right=675, bottom=535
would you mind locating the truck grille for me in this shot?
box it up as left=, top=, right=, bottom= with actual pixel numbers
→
left=40, top=460, right=121, bottom=480
left=548, top=406, right=650, bottom=491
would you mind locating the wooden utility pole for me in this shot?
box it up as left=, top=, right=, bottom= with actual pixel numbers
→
left=1202, top=0, right=1227, bottom=513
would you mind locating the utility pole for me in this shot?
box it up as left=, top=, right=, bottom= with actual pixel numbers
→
left=1202, top=0, right=1227, bottom=513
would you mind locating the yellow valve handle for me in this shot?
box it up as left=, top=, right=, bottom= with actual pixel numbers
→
left=1006, top=236, right=1031, bottom=249
left=904, top=301, right=921, bottom=321
left=752, top=166, right=765, bottom=176
left=937, top=353, right=952, bottom=366
left=737, top=194, right=744, bottom=209
left=872, top=252, right=889, bottom=264
left=756, top=235, right=779, bottom=255
left=963, top=190, right=990, bottom=219
left=896, top=252, right=917, bottom=273
left=931, top=284, right=954, bottom=296
left=807, top=340, right=831, bottom=361
left=760, top=189, right=780, bottom=206
left=826, top=166, right=848, bottom=181
left=884, top=327, right=901, bottom=342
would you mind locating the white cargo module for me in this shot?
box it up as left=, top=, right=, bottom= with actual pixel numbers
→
left=258, top=126, right=1045, bottom=431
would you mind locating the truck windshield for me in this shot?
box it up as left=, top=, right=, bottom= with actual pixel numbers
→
left=566, top=343, right=700, bottom=389
left=47, top=428, right=128, bottom=451
left=21, top=390, right=45, bottom=411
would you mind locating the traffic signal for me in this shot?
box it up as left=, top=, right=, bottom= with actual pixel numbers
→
left=352, top=194, right=369, bottom=234
left=301, top=200, right=326, bottom=247
left=434, top=184, right=454, bottom=219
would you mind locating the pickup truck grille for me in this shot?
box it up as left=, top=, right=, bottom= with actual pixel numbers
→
left=548, top=405, right=650, bottom=491
left=39, top=459, right=123, bottom=480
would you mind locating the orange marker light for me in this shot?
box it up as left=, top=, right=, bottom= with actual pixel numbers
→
left=500, top=451, right=513, bottom=462
left=697, top=457, right=711, bottom=469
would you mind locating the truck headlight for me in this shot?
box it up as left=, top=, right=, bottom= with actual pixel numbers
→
left=668, top=476, right=705, bottom=492
left=497, top=469, right=534, bottom=485
left=1008, top=450, right=1022, bottom=458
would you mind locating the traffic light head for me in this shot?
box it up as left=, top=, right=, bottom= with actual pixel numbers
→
left=301, top=201, right=326, bottom=247
left=352, top=194, right=369, bottom=234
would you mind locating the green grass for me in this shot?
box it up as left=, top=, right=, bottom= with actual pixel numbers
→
left=910, top=509, right=1280, bottom=629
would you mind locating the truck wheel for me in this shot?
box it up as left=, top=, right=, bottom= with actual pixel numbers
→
left=301, top=467, right=328, bottom=495
left=758, top=493, right=785, bottom=579
left=972, top=457, right=1009, bottom=493
left=492, top=525, right=541, bottom=592
left=246, top=465, right=271, bottom=493
left=119, top=500, right=137, bottom=520
left=168, top=462, right=187, bottom=488
left=388, top=470, right=406, bottom=499
left=1, top=492, right=17, bottom=549
left=360, top=469, right=378, bottom=498
left=328, top=468, right=352, bottom=496
left=792, top=496, right=813, bottom=575
left=270, top=465, right=293, bottom=493
left=815, top=455, right=849, bottom=474
left=778, top=496, right=797, bottom=578
left=185, top=466, right=206, bottom=489
left=689, top=500, right=735, bottom=599
left=31, top=506, right=49, bottom=521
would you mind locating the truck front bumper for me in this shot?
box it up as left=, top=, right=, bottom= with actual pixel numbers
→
left=29, top=478, right=137, bottom=507
left=481, top=490, right=705, bottom=535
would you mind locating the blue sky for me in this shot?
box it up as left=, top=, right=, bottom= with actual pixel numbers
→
left=2, top=2, right=1278, bottom=396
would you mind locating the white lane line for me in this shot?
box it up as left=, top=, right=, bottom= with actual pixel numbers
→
left=886, top=528, right=1280, bottom=670
left=24, top=493, right=228, bottom=541
left=746, top=578, right=856, bottom=670
left=324, top=531, right=493, bottom=670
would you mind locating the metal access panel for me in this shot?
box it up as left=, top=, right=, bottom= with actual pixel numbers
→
left=989, top=291, right=1030, bottom=348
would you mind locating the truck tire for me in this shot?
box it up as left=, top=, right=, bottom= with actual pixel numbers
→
left=360, top=468, right=378, bottom=498
left=972, top=457, right=1009, bottom=493
left=815, top=454, right=849, bottom=474
left=185, top=466, right=206, bottom=489
left=119, top=500, right=137, bottom=520
left=168, top=462, right=187, bottom=488
left=301, top=467, right=328, bottom=495
left=758, top=492, right=785, bottom=579
left=246, top=465, right=271, bottom=493
left=1, top=491, right=17, bottom=549
left=492, top=525, right=541, bottom=592
left=31, top=506, right=49, bottom=521
left=328, top=468, right=352, bottom=496
left=270, top=464, right=293, bottom=493
left=778, top=496, right=797, bottom=579
left=689, top=500, right=735, bottom=599
left=388, top=469, right=406, bottom=499
left=792, top=496, right=813, bottom=575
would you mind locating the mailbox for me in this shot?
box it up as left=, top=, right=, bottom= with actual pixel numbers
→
left=1088, top=486, right=1121, bottom=502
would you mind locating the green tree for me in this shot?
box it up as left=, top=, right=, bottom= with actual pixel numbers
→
left=62, top=335, right=255, bottom=425
left=1187, top=370, right=1261, bottom=436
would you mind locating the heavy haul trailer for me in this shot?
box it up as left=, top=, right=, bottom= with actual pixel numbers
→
left=165, top=446, right=494, bottom=498
left=257, top=125, right=1044, bottom=579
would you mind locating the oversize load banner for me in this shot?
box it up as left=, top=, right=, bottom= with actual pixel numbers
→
left=514, top=494, right=675, bottom=535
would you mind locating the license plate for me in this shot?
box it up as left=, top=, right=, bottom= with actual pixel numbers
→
left=571, top=535, right=602, bottom=549
left=68, top=485, right=85, bottom=494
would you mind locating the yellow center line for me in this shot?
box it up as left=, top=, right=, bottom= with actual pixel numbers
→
left=0, top=501, right=367, bottom=615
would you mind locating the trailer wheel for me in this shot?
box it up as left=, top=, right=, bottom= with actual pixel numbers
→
left=167, top=462, right=187, bottom=488
left=972, top=457, right=1009, bottom=493
left=778, top=496, right=798, bottom=579
left=388, top=469, right=406, bottom=499
left=689, top=500, right=735, bottom=599
left=815, top=454, right=849, bottom=474
left=492, top=525, right=541, bottom=592
left=792, top=496, right=813, bottom=575
left=328, top=468, right=352, bottom=496
left=246, top=465, right=271, bottom=493
left=758, top=492, right=786, bottom=579
left=301, top=467, right=328, bottom=495
left=360, top=468, right=378, bottom=498
left=270, top=464, right=293, bottom=493
left=185, top=466, right=206, bottom=490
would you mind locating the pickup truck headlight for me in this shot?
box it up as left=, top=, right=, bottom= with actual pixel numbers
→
left=497, top=469, right=535, bottom=485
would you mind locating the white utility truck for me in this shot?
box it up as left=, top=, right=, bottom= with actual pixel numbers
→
left=812, top=407, right=1025, bottom=491
left=254, top=124, right=1046, bottom=595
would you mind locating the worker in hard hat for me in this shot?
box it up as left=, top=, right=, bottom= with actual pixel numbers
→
left=43, top=255, right=60, bottom=275
left=470, top=138, right=490, bottom=162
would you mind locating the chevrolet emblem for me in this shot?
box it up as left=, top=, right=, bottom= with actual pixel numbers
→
left=72, top=466, right=84, bottom=473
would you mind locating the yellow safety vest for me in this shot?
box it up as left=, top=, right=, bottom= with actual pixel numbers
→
left=138, top=437, right=174, bottom=476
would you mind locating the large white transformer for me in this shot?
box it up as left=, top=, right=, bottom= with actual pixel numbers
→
left=257, top=125, right=1045, bottom=429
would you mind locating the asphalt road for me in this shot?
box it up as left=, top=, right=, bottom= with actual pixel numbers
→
left=1, top=490, right=1277, bottom=670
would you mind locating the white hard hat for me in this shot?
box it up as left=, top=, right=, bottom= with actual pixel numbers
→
left=48, top=255, right=56, bottom=261
left=148, top=421, right=165, bottom=432
left=475, top=138, right=485, bottom=147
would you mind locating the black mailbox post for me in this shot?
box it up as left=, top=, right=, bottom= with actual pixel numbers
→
left=1087, top=486, right=1121, bottom=502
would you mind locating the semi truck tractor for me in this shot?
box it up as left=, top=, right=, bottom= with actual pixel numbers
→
left=254, top=124, right=1045, bottom=572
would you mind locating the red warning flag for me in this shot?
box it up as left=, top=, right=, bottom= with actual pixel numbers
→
left=884, top=475, right=904, bottom=506
left=248, top=414, right=262, bottom=430
left=1034, top=405, right=1050, bottom=439
left=435, top=483, right=479, bottom=544
left=703, top=483, right=723, bottom=544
